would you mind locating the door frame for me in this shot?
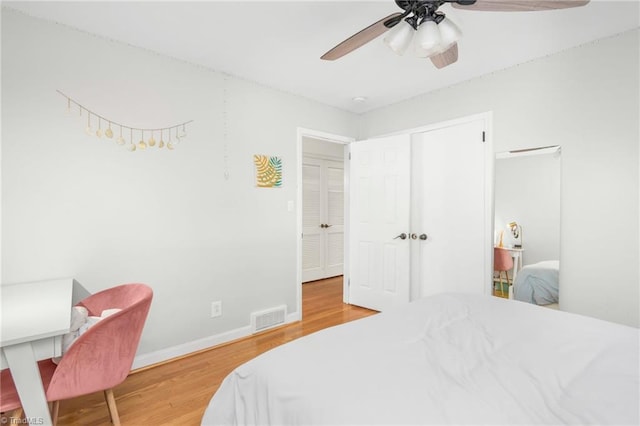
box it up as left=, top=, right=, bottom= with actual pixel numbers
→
left=296, top=128, right=354, bottom=319
left=360, top=111, right=495, bottom=298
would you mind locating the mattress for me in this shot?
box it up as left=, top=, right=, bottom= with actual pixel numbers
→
left=202, top=293, right=639, bottom=425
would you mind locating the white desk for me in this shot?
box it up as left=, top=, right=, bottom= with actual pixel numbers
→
left=500, top=248, right=524, bottom=300
left=502, top=247, right=524, bottom=280
left=1, top=278, right=73, bottom=426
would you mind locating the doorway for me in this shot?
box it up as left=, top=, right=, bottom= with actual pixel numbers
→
left=296, top=128, right=353, bottom=319
left=302, top=153, right=344, bottom=282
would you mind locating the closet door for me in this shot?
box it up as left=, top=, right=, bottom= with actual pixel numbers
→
left=324, top=161, right=345, bottom=278
left=349, top=135, right=412, bottom=311
left=348, top=116, right=490, bottom=312
left=410, top=118, right=488, bottom=298
left=302, top=157, right=344, bottom=282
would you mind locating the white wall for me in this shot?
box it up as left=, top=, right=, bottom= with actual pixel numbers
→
left=359, top=30, right=639, bottom=327
left=0, top=9, right=357, bottom=364
left=495, top=152, right=561, bottom=265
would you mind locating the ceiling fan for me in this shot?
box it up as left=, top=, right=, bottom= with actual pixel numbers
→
left=321, top=0, right=590, bottom=69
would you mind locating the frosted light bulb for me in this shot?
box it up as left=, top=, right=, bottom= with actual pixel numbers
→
left=415, top=20, right=444, bottom=57
left=438, top=17, right=462, bottom=47
left=383, top=21, right=414, bottom=56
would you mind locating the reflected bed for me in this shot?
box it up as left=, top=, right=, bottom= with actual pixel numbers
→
left=513, top=260, right=559, bottom=305
left=201, top=293, right=638, bottom=425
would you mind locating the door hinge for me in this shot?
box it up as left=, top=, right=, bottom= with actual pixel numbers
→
left=349, top=152, right=351, bottom=160
left=482, top=131, right=486, bottom=142
left=301, top=233, right=304, bottom=239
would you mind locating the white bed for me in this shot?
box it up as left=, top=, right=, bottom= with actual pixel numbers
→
left=202, top=293, right=639, bottom=425
left=513, top=260, right=560, bottom=305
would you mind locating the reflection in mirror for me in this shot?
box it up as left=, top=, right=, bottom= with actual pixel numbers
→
left=493, top=146, right=561, bottom=308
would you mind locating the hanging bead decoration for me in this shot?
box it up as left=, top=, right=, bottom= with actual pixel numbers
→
left=138, top=130, right=147, bottom=150
left=58, top=90, right=193, bottom=153
left=158, top=129, right=165, bottom=149
left=85, top=110, right=93, bottom=136
left=127, top=128, right=136, bottom=152
left=105, top=121, right=114, bottom=139
left=117, top=125, right=125, bottom=145
left=223, top=75, right=230, bottom=180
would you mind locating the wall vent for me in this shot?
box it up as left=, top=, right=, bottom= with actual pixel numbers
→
left=250, top=305, right=287, bottom=334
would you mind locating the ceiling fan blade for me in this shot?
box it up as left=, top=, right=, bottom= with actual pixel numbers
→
left=321, top=13, right=403, bottom=61
left=452, top=0, right=589, bottom=12
left=430, top=43, right=458, bottom=69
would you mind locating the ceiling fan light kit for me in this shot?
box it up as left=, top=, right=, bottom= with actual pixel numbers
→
left=322, top=0, right=590, bottom=69
left=383, top=20, right=415, bottom=55
left=438, top=17, right=463, bottom=47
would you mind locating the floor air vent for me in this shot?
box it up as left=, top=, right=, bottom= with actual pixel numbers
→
left=251, top=305, right=287, bottom=333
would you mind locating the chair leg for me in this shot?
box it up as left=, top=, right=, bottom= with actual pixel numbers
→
left=505, top=270, right=511, bottom=296
left=104, top=389, right=120, bottom=426
left=11, top=408, right=23, bottom=422
left=51, top=401, right=60, bottom=426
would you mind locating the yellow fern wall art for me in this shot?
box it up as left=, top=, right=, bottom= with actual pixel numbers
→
left=254, top=154, right=283, bottom=188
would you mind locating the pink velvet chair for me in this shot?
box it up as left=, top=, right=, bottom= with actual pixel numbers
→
left=1, top=283, right=153, bottom=425
left=494, top=247, right=514, bottom=296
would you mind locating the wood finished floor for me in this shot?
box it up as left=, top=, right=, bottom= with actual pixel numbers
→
left=53, top=276, right=376, bottom=425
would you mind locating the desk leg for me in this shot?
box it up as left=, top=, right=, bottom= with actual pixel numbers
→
left=509, top=253, right=520, bottom=300
left=3, top=343, right=53, bottom=426
left=512, top=253, right=520, bottom=283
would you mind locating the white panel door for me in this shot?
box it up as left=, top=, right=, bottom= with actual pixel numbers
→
left=302, top=158, right=324, bottom=282
left=324, top=161, right=345, bottom=277
left=349, top=135, right=411, bottom=311
left=302, top=157, right=344, bottom=282
left=411, top=119, right=488, bottom=298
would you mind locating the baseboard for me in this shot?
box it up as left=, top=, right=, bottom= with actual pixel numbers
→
left=132, top=311, right=301, bottom=370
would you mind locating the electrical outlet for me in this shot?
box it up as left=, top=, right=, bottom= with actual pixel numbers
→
left=211, top=301, right=222, bottom=318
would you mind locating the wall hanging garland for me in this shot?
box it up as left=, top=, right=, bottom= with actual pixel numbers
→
left=57, top=90, right=193, bottom=152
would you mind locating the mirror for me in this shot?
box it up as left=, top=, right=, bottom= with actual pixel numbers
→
left=494, top=146, right=561, bottom=308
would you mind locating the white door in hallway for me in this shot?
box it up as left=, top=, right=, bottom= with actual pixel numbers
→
left=302, top=157, right=345, bottom=282
left=349, top=135, right=411, bottom=311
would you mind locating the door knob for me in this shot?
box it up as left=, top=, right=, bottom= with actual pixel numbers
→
left=411, top=233, right=417, bottom=240
left=319, top=224, right=326, bottom=228
left=419, top=234, right=428, bottom=240
left=393, top=233, right=408, bottom=240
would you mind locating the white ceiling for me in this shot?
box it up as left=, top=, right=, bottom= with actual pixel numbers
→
left=4, top=1, right=639, bottom=113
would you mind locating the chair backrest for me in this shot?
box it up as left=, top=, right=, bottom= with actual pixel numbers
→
left=494, top=247, right=514, bottom=272
left=46, top=283, right=153, bottom=401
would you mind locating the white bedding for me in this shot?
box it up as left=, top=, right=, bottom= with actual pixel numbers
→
left=202, top=293, right=639, bottom=425
left=513, top=260, right=560, bottom=305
